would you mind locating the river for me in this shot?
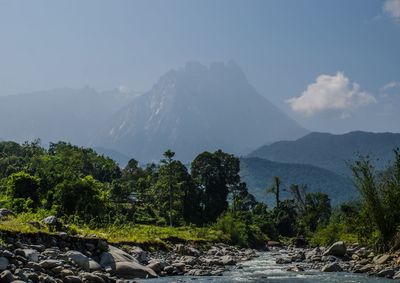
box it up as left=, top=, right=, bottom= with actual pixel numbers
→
left=140, top=252, right=393, bottom=283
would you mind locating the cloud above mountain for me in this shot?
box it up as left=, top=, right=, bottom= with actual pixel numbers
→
left=384, top=0, right=400, bottom=22
left=286, top=72, right=376, bottom=117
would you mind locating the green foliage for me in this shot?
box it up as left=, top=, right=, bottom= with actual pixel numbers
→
left=351, top=149, right=400, bottom=250
left=5, top=171, right=40, bottom=212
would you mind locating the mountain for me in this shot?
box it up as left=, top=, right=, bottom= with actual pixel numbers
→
left=240, top=157, right=357, bottom=206
left=94, top=61, right=307, bottom=162
left=0, top=87, right=137, bottom=146
left=248, top=131, right=400, bottom=176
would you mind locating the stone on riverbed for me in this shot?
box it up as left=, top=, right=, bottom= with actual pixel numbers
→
left=323, top=241, right=346, bottom=257
left=65, top=250, right=101, bottom=272
left=321, top=262, right=343, bottom=272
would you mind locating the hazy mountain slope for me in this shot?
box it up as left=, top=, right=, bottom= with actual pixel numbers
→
left=0, top=87, right=136, bottom=145
left=240, top=157, right=357, bottom=206
left=95, top=62, right=307, bottom=162
left=249, top=131, right=400, bottom=176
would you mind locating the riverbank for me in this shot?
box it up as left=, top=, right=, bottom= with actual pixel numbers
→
left=274, top=241, right=400, bottom=280
left=0, top=227, right=258, bottom=282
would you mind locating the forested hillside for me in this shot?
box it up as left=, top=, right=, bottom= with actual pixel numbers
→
left=240, top=157, right=356, bottom=206
left=249, top=131, right=400, bottom=176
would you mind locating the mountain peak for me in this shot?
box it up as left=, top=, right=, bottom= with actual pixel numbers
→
left=95, top=61, right=307, bottom=162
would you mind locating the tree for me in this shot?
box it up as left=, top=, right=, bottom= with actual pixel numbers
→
left=162, top=150, right=175, bottom=226
left=6, top=171, right=40, bottom=208
left=267, top=176, right=281, bottom=208
left=55, top=175, right=107, bottom=221
left=192, top=150, right=242, bottom=224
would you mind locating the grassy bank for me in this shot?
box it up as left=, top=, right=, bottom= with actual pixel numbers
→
left=0, top=212, right=227, bottom=247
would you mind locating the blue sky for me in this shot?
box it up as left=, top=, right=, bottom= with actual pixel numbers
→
left=0, top=0, right=399, bottom=133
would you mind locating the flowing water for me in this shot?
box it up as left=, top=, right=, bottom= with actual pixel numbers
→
left=140, top=252, right=393, bottom=283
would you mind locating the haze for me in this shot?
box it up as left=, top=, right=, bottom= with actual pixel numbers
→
left=0, top=0, right=399, bottom=134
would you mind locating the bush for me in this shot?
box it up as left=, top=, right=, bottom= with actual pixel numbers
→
left=214, top=212, right=249, bottom=246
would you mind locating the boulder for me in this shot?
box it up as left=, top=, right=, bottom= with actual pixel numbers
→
left=287, top=265, right=305, bottom=272
left=130, top=246, right=149, bottom=263
left=15, top=249, right=39, bottom=262
left=100, top=245, right=157, bottom=279
left=377, top=268, right=395, bottom=278
left=39, top=259, right=63, bottom=269
left=374, top=254, right=391, bottom=265
left=0, top=257, right=8, bottom=272
left=321, top=263, right=343, bottom=272
left=0, top=270, right=14, bottom=283
left=354, top=263, right=375, bottom=273
left=114, top=261, right=157, bottom=279
left=220, top=255, right=236, bottom=265
left=42, top=215, right=59, bottom=225
left=100, top=245, right=137, bottom=269
left=65, top=251, right=101, bottom=272
left=80, top=273, right=105, bottom=283
left=276, top=257, right=292, bottom=264
left=146, top=260, right=167, bottom=273
left=174, top=244, right=200, bottom=257
left=63, top=276, right=82, bottom=283
left=323, top=241, right=346, bottom=257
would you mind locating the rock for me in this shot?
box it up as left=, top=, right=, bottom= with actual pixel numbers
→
left=287, top=265, right=305, bottom=272
left=172, top=262, right=185, bottom=272
left=276, top=257, right=292, bottom=264
left=99, top=245, right=156, bottom=279
left=0, top=251, right=14, bottom=259
left=393, top=271, right=400, bottom=279
left=42, top=215, right=59, bottom=225
left=80, top=273, right=105, bottom=283
left=220, top=255, right=236, bottom=265
left=60, top=270, right=74, bottom=277
left=65, top=251, right=101, bottom=272
left=323, top=241, right=346, bottom=257
left=181, top=256, right=198, bottom=266
left=63, top=276, right=82, bottom=283
left=146, top=260, right=166, bottom=273
left=321, top=262, right=343, bottom=272
left=130, top=247, right=148, bottom=263
left=39, top=259, right=63, bottom=269
left=114, top=261, right=158, bottom=279
left=374, top=254, right=392, bottom=265
left=15, top=249, right=39, bottom=262
left=26, top=261, right=43, bottom=272
left=174, top=244, right=200, bottom=257
left=0, top=257, right=9, bottom=271
left=0, top=270, right=14, bottom=283
left=377, top=268, right=395, bottom=278
left=100, top=245, right=137, bottom=269
left=354, top=263, right=375, bottom=273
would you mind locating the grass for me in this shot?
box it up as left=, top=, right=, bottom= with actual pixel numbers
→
left=0, top=212, right=226, bottom=246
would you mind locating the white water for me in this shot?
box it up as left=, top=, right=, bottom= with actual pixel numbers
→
left=140, top=252, right=393, bottom=283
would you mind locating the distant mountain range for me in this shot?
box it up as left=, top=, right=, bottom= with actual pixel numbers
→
left=0, top=87, right=137, bottom=146
left=0, top=62, right=307, bottom=162
left=248, top=131, right=400, bottom=177
left=94, top=61, right=307, bottom=162
left=240, top=157, right=357, bottom=206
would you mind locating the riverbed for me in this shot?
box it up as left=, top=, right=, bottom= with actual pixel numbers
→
left=140, top=252, right=393, bottom=283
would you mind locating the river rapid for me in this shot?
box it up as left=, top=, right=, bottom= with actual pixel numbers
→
left=140, top=252, right=393, bottom=283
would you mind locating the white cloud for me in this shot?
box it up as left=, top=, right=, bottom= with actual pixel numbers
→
left=381, top=81, right=400, bottom=91
left=287, top=72, right=376, bottom=116
left=383, top=0, right=400, bottom=21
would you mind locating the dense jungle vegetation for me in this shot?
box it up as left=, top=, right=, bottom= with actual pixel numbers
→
left=0, top=140, right=399, bottom=250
